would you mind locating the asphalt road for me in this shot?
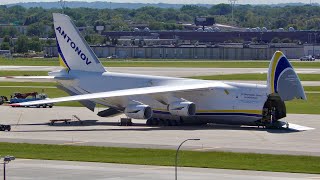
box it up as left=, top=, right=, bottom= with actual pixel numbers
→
left=0, top=106, right=319, bottom=156
left=2, top=159, right=319, bottom=180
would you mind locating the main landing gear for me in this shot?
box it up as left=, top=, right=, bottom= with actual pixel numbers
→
left=259, top=95, right=287, bottom=129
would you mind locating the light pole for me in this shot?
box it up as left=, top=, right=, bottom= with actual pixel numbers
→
left=175, top=139, right=200, bottom=180
left=1, top=155, right=15, bottom=180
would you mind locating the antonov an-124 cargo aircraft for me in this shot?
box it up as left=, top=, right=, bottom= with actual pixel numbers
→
left=11, top=13, right=311, bottom=130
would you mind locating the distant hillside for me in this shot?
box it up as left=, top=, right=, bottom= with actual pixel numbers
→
left=7, top=1, right=212, bottom=9
left=7, top=1, right=318, bottom=9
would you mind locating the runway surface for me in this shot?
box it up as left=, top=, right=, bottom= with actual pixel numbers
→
left=0, top=106, right=319, bottom=156
left=1, top=66, right=320, bottom=76
left=3, top=159, right=319, bottom=180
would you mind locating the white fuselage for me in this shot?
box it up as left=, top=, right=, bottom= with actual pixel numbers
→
left=55, top=70, right=269, bottom=125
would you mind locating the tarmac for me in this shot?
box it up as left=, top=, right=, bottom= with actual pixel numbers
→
left=2, top=159, right=319, bottom=180
left=0, top=106, right=319, bottom=156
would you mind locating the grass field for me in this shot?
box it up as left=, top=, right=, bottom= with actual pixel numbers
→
left=285, top=93, right=320, bottom=114
left=0, top=142, right=319, bottom=174
left=304, top=86, right=320, bottom=91
left=0, top=71, right=48, bottom=76
left=0, top=82, right=57, bottom=86
left=190, top=73, right=320, bottom=81
left=1, top=57, right=320, bottom=68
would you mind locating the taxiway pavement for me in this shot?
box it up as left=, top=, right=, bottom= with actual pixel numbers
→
left=0, top=106, right=319, bottom=156
left=2, top=159, right=319, bottom=180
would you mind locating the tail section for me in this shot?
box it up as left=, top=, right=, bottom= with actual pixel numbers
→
left=267, top=51, right=306, bottom=101
left=53, top=13, right=105, bottom=73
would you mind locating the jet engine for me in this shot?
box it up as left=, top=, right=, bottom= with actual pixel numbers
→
left=124, top=104, right=153, bottom=119
left=168, top=101, right=196, bottom=116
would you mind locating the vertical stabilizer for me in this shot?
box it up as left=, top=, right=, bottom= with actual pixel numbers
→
left=53, top=13, right=105, bottom=73
left=267, top=51, right=306, bottom=101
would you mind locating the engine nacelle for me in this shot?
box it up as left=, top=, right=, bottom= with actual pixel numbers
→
left=124, top=104, right=153, bottom=119
left=168, top=101, right=196, bottom=116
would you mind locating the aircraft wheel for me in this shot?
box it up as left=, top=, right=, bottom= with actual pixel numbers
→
left=166, top=119, right=172, bottom=126
left=146, top=119, right=152, bottom=126
left=159, top=119, right=165, bottom=126
left=171, top=120, right=178, bottom=126
left=179, top=119, right=184, bottom=125
left=152, top=118, right=159, bottom=126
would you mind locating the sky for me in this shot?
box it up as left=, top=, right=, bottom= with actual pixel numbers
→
left=0, top=0, right=319, bottom=5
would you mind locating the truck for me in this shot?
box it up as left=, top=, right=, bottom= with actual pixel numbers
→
left=9, top=92, right=53, bottom=108
left=0, top=124, right=11, bottom=131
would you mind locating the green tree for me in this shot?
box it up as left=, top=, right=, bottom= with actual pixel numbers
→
left=209, top=4, right=231, bottom=15
left=45, top=38, right=55, bottom=46
left=27, top=22, right=46, bottom=37
left=15, top=35, right=29, bottom=53
left=149, top=22, right=164, bottom=30
left=3, top=35, right=10, bottom=43
left=0, top=42, right=10, bottom=50
left=29, top=36, right=42, bottom=52
left=2, top=35, right=13, bottom=49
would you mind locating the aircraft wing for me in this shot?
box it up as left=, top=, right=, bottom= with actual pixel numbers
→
left=10, top=82, right=222, bottom=107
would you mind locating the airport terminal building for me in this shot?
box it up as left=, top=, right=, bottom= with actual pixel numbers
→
left=45, top=43, right=320, bottom=60
left=44, top=30, right=320, bottom=60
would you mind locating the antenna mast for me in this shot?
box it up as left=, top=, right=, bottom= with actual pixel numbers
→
left=60, top=0, right=66, bottom=14
left=229, top=0, right=237, bottom=25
